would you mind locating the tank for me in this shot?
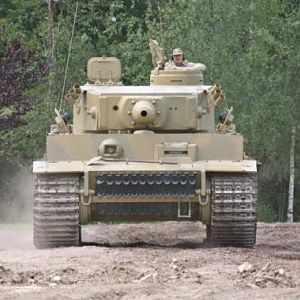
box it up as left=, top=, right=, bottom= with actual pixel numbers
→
left=33, top=41, right=257, bottom=248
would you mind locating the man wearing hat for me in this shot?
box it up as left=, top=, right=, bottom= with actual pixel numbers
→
left=165, top=48, right=206, bottom=70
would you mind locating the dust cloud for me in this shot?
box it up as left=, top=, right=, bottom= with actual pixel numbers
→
left=0, top=170, right=33, bottom=223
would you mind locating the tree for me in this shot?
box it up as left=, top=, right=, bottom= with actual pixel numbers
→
left=0, top=0, right=299, bottom=221
left=0, top=34, right=50, bottom=132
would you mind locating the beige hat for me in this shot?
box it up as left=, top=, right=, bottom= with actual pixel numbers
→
left=172, top=48, right=183, bottom=56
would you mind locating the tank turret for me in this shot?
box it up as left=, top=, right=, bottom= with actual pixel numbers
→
left=62, top=56, right=216, bottom=134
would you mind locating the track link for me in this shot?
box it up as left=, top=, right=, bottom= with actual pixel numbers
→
left=96, top=172, right=197, bottom=197
left=33, top=174, right=80, bottom=249
left=210, top=173, right=257, bottom=247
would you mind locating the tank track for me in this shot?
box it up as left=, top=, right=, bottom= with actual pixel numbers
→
left=210, top=173, right=257, bottom=247
left=33, top=174, right=80, bottom=249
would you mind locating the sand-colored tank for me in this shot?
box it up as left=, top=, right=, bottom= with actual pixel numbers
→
left=33, top=43, right=257, bottom=249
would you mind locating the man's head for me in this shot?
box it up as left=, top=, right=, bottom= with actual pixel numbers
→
left=172, top=48, right=184, bottom=66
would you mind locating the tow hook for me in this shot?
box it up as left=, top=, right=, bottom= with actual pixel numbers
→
left=196, top=189, right=210, bottom=206
left=79, top=189, right=94, bottom=206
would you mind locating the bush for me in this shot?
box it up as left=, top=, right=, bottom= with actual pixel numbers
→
left=257, top=200, right=277, bottom=222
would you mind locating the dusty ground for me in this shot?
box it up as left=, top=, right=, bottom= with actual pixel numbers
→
left=0, top=222, right=299, bottom=300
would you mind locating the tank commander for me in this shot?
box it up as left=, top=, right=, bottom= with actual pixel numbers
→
left=165, top=48, right=206, bottom=71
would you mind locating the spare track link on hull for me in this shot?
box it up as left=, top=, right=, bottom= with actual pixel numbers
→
left=33, top=174, right=80, bottom=249
left=96, top=172, right=197, bottom=197
left=210, top=173, right=257, bottom=247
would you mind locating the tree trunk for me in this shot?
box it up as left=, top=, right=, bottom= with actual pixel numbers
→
left=287, top=125, right=296, bottom=223
left=48, top=0, right=58, bottom=22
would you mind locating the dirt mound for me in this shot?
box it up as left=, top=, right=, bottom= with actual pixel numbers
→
left=0, top=222, right=299, bottom=300
left=238, top=261, right=296, bottom=288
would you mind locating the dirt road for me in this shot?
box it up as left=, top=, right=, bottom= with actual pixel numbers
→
left=0, top=222, right=299, bottom=300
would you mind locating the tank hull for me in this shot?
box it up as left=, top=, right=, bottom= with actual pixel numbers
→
left=45, top=132, right=244, bottom=161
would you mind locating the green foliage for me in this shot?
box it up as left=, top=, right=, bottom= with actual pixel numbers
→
left=257, top=200, right=277, bottom=223
left=0, top=0, right=299, bottom=222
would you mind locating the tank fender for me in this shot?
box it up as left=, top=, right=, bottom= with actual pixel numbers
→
left=32, top=160, right=84, bottom=173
